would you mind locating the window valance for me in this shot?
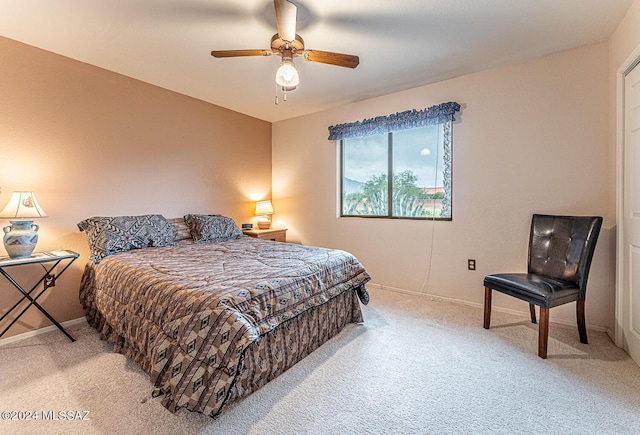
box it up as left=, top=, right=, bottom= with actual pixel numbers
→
left=328, top=101, right=460, bottom=141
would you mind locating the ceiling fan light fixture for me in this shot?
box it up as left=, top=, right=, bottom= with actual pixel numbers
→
left=275, top=60, right=299, bottom=87
left=211, top=0, right=359, bottom=100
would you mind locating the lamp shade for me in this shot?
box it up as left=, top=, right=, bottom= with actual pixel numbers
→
left=0, top=191, right=48, bottom=219
left=255, top=200, right=274, bottom=216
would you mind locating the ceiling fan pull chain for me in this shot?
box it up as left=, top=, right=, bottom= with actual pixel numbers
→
left=275, top=83, right=279, bottom=105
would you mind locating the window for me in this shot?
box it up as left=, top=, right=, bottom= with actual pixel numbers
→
left=330, top=102, right=459, bottom=220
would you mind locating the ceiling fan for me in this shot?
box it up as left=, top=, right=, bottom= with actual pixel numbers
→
left=211, top=0, right=359, bottom=101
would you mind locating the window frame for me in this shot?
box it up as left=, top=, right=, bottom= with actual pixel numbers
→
left=339, top=122, right=453, bottom=221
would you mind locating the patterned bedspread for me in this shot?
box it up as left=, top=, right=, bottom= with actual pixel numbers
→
left=79, top=237, right=370, bottom=417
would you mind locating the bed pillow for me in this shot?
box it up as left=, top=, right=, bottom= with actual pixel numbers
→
left=77, top=214, right=174, bottom=262
left=184, top=214, right=243, bottom=243
left=167, top=217, right=192, bottom=241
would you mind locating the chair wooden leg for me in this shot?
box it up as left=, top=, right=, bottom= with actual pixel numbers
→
left=529, top=303, right=537, bottom=324
left=577, top=300, right=588, bottom=344
left=538, top=307, right=549, bottom=359
left=483, top=287, right=492, bottom=329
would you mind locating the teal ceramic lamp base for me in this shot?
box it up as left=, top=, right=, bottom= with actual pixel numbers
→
left=2, top=220, right=39, bottom=259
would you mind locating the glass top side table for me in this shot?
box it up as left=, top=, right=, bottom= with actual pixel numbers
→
left=0, top=250, right=80, bottom=342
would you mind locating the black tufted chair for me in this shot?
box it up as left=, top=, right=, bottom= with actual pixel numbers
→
left=483, top=214, right=602, bottom=358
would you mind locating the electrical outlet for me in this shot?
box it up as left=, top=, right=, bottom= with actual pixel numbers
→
left=467, top=259, right=476, bottom=271
left=45, top=273, right=56, bottom=288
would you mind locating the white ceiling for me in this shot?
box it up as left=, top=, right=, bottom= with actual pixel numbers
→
left=0, top=0, right=633, bottom=122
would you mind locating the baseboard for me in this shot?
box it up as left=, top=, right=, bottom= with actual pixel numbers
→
left=0, top=317, right=87, bottom=347
left=368, top=282, right=608, bottom=333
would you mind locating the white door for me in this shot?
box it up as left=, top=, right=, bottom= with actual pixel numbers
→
left=622, top=63, right=640, bottom=363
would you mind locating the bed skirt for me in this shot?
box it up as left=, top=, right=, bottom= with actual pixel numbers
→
left=226, top=288, right=363, bottom=413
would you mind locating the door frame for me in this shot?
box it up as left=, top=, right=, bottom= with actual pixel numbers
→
left=615, top=44, right=640, bottom=348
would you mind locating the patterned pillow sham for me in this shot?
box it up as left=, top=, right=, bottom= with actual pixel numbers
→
left=77, top=214, right=174, bottom=262
left=183, top=214, right=243, bottom=243
left=167, top=217, right=192, bottom=241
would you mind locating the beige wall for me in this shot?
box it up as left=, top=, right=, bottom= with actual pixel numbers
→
left=610, top=0, right=640, bottom=75
left=0, top=37, right=272, bottom=338
left=273, top=42, right=612, bottom=329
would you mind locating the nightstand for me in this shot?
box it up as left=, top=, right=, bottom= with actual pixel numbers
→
left=243, top=228, right=287, bottom=242
left=0, top=250, right=79, bottom=341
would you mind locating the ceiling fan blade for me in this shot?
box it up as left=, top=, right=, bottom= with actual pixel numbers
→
left=302, top=50, right=360, bottom=69
left=211, top=49, right=273, bottom=58
left=274, top=0, right=297, bottom=41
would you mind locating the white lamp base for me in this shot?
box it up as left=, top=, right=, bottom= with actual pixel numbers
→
left=3, top=220, right=39, bottom=258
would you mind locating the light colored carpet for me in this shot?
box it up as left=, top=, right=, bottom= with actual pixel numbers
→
left=1, top=287, right=640, bottom=435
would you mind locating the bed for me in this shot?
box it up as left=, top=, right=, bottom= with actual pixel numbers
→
left=77, top=214, right=370, bottom=417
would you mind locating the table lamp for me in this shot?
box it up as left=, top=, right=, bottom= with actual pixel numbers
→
left=0, top=191, right=48, bottom=258
left=255, top=200, right=274, bottom=230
